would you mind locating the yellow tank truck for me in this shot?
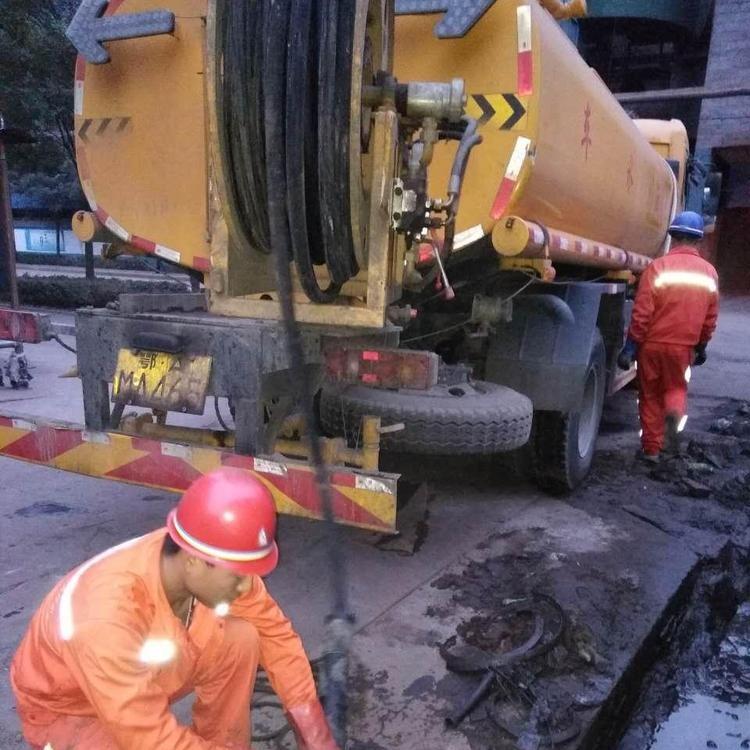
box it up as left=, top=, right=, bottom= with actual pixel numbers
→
left=0, top=0, right=708, bottom=522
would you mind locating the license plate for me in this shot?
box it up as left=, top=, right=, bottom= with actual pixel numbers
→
left=112, top=349, right=212, bottom=414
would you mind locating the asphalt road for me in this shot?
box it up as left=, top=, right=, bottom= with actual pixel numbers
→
left=0, top=297, right=748, bottom=748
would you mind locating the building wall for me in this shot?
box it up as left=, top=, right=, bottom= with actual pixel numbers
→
left=697, top=0, right=750, bottom=152
left=713, top=207, right=750, bottom=293
left=696, top=0, right=750, bottom=294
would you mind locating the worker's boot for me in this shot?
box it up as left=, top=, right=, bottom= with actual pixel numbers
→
left=663, top=412, right=681, bottom=457
left=636, top=450, right=660, bottom=465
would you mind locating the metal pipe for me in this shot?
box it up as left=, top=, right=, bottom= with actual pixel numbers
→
left=616, top=86, right=750, bottom=104
left=72, top=210, right=111, bottom=243
left=405, top=78, right=466, bottom=123
left=120, top=416, right=236, bottom=448
left=492, top=216, right=653, bottom=273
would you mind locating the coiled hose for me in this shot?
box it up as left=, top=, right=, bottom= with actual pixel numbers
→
left=215, top=0, right=360, bottom=301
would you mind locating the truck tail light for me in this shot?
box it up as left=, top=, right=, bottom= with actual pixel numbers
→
left=324, top=347, right=439, bottom=390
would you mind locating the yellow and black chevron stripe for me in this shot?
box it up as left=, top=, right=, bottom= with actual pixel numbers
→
left=77, top=117, right=131, bottom=142
left=466, top=93, right=527, bottom=130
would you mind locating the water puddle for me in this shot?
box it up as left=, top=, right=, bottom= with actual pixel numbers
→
left=649, top=602, right=750, bottom=750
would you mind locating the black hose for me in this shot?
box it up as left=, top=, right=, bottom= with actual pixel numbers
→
left=444, top=117, right=482, bottom=256
left=217, top=0, right=360, bottom=299
left=445, top=670, right=496, bottom=728
left=215, top=0, right=270, bottom=254
left=286, top=0, right=341, bottom=301
left=262, top=1, right=352, bottom=744
left=316, top=0, right=359, bottom=285
left=214, top=396, right=230, bottom=432
left=51, top=334, right=77, bottom=354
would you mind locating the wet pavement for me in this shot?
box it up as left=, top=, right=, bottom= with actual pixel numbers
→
left=1, top=298, right=749, bottom=748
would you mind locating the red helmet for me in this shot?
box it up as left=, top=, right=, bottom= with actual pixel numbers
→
left=166, top=468, right=279, bottom=576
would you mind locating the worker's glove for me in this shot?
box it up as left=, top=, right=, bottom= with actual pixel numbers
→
left=693, top=343, right=707, bottom=367
left=286, top=700, right=340, bottom=750
left=617, top=339, right=638, bottom=370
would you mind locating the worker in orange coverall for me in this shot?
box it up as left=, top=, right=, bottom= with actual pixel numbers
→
left=10, top=468, right=339, bottom=750
left=618, top=211, right=719, bottom=462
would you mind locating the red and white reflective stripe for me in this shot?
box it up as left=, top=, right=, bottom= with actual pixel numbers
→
left=74, top=80, right=84, bottom=117
left=74, top=56, right=85, bottom=115
left=491, top=136, right=531, bottom=219
left=653, top=270, right=718, bottom=293
left=155, top=245, right=182, bottom=264
left=193, top=256, right=212, bottom=272
left=453, top=224, right=485, bottom=250
left=172, top=514, right=274, bottom=563
left=130, top=236, right=156, bottom=253
left=81, top=181, right=97, bottom=211
left=104, top=214, right=131, bottom=242
left=517, top=4, right=533, bottom=96
left=59, top=535, right=146, bottom=640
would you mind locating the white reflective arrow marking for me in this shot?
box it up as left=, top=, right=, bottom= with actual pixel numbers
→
left=67, top=0, right=175, bottom=65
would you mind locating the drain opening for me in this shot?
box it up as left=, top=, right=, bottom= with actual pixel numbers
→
left=584, top=544, right=750, bottom=750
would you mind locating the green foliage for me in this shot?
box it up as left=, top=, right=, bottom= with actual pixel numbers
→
left=0, top=0, right=84, bottom=208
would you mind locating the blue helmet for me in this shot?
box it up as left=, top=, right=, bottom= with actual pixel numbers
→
left=669, top=211, right=704, bottom=239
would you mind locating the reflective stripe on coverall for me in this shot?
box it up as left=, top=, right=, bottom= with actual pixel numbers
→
left=11, top=529, right=320, bottom=750
left=628, top=245, right=719, bottom=454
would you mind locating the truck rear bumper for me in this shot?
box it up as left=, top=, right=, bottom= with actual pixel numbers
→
left=0, top=413, right=398, bottom=532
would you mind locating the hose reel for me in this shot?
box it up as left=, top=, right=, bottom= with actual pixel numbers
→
left=213, top=0, right=479, bottom=305
left=214, top=0, right=392, bottom=302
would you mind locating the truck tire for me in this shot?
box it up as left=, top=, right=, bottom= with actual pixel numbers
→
left=531, top=332, right=606, bottom=494
left=320, top=381, right=533, bottom=455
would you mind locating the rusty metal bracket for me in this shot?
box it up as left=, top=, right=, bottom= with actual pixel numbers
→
left=500, top=257, right=556, bottom=281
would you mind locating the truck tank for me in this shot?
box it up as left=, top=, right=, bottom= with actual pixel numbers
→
left=394, top=0, right=677, bottom=258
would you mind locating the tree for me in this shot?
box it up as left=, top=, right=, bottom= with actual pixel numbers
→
left=0, top=0, right=84, bottom=210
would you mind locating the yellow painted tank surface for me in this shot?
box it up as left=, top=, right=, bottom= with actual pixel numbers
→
left=395, top=0, right=677, bottom=258
left=634, top=119, right=689, bottom=204
left=73, top=0, right=209, bottom=271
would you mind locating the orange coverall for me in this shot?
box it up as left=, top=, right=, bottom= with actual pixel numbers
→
left=628, top=244, right=719, bottom=454
left=11, top=529, right=320, bottom=750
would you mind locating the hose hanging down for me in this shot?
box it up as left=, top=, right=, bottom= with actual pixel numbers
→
left=261, top=0, right=353, bottom=744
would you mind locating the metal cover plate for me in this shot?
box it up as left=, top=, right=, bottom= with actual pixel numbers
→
left=112, top=349, right=211, bottom=414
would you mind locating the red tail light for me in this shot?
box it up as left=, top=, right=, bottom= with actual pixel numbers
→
left=324, top=347, right=439, bottom=390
